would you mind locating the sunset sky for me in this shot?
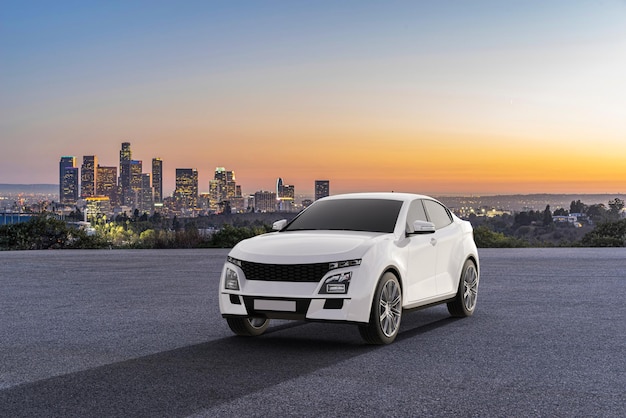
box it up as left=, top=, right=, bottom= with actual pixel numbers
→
left=2, top=1, right=625, bottom=196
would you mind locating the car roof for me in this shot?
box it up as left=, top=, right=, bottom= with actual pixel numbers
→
left=320, top=192, right=434, bottom=203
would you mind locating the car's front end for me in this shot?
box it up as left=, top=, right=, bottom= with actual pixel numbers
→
left=218, top=230, right=395, bottom=324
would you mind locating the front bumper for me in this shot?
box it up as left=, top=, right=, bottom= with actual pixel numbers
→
left=220, top=292, right=363, bottom=322
left=218, top=263, right=373, bottom=323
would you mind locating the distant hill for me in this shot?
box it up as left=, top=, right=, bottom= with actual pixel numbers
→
left=0, top=184, right=58, bottom=194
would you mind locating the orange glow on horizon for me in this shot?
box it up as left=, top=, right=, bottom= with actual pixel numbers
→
left=145, top=128, right=626, bottom=197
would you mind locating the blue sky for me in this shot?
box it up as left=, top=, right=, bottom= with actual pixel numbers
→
left=2, top=1, right=625, bottom=195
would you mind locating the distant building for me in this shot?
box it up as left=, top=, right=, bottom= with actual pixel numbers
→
left=253, top=191, right=277, bottom=212
left=174, top=168, right=198, bottom=210
left=85, top=196, right=111, bottom=218
left=119, top=142, right=132, bottom=206
left=277, top=177, right=295, bottom=212
left=59, top=156, right=79, bottom=205
left=96, top=165, right=118, bottom=207
left=208, top=180, right=221, bottom=212
left=553, top=215, right=583, bottom=227
left=129, top=160, right=142, bottom=208
left=0, top=213, right=34, bottom=225
left=139, top=173, right=153, bottom=212
left=315, top=180, right=329, bottom=200
left=210, top=167, right=238, bottom=213
left=152, top=158, right=163, bottom=203
left=80, top=155, right=98, bottom=198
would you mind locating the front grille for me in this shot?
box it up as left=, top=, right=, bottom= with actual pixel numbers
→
left=240, top=261, right=330, bottom=282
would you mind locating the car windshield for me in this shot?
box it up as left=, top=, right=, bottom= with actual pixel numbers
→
left=283, top=198, right=403, bottom=233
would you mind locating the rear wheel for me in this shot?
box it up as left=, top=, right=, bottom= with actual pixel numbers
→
left=359, top=272, right=402, bottom=345
left=226, top=317, right=270, bottom=336
left=447, top=259, right=479, bottom=317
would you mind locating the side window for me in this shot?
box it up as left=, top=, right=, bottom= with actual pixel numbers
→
left=406, top=199, right=428, bottom=233
left=423, top=200, right=453, bottom=230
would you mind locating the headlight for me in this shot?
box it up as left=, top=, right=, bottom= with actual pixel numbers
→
left=224, top=267, right=240, bottom=290
left=329, top=259, right=361, bottom=270
left=227, top=256, right=242, bottom=267
left=320, top=271, right=352, bottom=294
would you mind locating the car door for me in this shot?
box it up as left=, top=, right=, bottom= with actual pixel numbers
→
left=405, top=199, right=438, bottom=303
left=422, top=199, right=458, bottom=296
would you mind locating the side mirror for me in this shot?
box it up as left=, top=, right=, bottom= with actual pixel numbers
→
left=409, top=220, right=436, bottom=235
left=272, top=219, right=288, bottom=231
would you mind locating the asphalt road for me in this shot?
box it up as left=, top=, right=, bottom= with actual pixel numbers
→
left=0, top=248, right=624, bottom=417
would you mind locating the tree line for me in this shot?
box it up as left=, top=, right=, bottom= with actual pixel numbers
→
left=471, top=198, right=625, bottom=247
left=1, top=198, right=624, bottom=250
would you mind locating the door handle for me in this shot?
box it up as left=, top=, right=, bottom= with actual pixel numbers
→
left=430, top=238, right=437, bottom=246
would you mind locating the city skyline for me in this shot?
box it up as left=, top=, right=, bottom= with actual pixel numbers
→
left=56, top=142, right=332, bottom=198
left=2, top=2, right=626, bottom=195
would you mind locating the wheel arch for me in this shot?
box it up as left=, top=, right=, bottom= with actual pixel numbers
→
left=465, top=254, right=479, bottom=278
left=381, top=265, right=404, bottom=293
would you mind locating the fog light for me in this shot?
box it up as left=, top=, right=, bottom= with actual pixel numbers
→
left=319, top=272, right=351, bottom=294
left=225, top=268, right=240, bottom=290
left=326, top=283, right=346, bottom=293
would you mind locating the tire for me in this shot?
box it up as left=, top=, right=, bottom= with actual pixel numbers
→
left=447, top=259, right=479, bottom=317
left=359, top=272, right=402, bottom=345
left=226, top=317, right=270, bottom=336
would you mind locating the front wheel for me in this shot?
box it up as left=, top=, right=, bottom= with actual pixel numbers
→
left=359, top=272, right=402, bottom=345
left=447, top=259, right=479, bottom=317
left=226, top=317, right=270, bottom=336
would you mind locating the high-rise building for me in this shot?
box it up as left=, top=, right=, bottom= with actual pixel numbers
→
left=130, top=160, right=143, bottom=207
left=139, top=173, right=153, bottom=212
left=119, top=142, right=132, bottom=205
left=315, top=180, right=330, bottom=201
left=208, top=180, right=221, bottom=212
left=152, top=158, right=163, bottom=203
left=214, top=167, right=234, bottom=183
left=277, top=177, right=295, bottom=212
left=59, top=156, right=78, bottom=204
left=174, top=168, right=198, bottom=210
left=96, top=165, right=118, bottom=206
left=253, top=191, right=277, bottom=213
left=80, top=155, right=98, bottom=198
left=59, top=156, right=75, bottom=201
left=210, top=167, right=237, bottom=212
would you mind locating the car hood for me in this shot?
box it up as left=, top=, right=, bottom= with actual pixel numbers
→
left=229, top=230, right=388, bottom=264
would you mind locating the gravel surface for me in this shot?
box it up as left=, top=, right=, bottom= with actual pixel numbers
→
left=0, top=248, right=624, bottom=417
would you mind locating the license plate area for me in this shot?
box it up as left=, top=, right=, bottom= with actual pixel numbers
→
left=254, top=299, right=296, bottom=312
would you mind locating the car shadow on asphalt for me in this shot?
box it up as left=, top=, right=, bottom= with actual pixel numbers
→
left=0, top=311, right=460, bottom=417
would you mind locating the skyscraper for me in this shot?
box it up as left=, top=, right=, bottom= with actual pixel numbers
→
left=210, top=167, right=237, bottom=212
left=277, top=177, right=295, bottom=212
left=96, top=165, right=118, bottom=206
left=140, top=173, right=153, bottom=212
left=130, top=159, right=142, bottom=194
left=119, top=142, right=132, bottom=205
left=253, top=191, right=277, bottom=213
left=152, top=158, right=163, bottom=203
left=60, top=156, right=79, bottom=205
left=315, top=180, right=330, bottom=201
left=80, top=155, right=98, bottom=198
left=174, top=168, right=198, bottom=210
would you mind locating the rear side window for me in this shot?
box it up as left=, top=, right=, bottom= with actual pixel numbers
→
left=423, top=200, right=453, bottom=229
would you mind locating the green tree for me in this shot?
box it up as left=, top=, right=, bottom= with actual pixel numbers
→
left=570, top=200, right=587, bottom=214
left=553, top=208, right=568, bottom=216
left=587, top=204, right=607, bottom=223
left=543, top=205, right=553, bottom=226
left=473, top=225, right=527, bottom=248
left=582, top=219, right=626, bottom=247
left=608, top=198, right=625, bottom=220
